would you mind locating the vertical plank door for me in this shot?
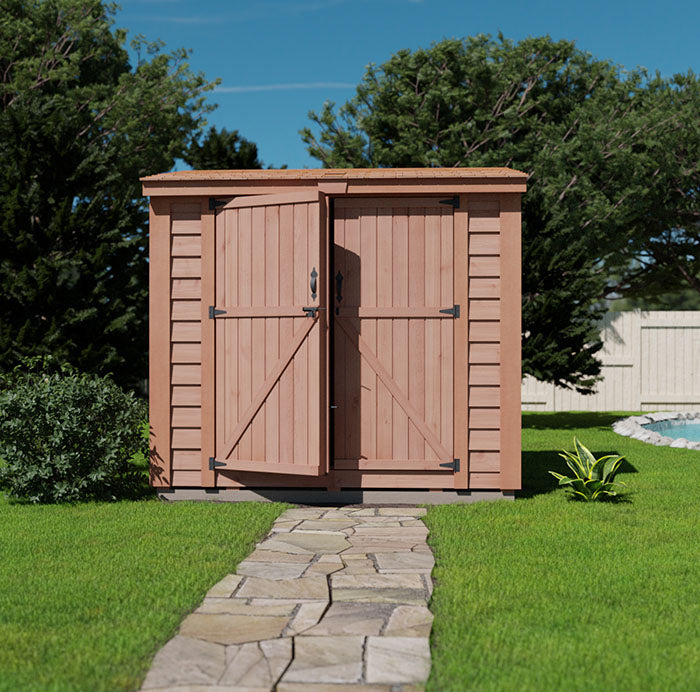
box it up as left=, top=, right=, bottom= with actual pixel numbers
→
left=206, top=191, right=328, bottom=476
left=333, top=197, right=458, bottom=473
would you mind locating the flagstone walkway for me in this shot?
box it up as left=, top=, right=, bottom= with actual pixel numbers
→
left=141, top=506, right=434, bottom=691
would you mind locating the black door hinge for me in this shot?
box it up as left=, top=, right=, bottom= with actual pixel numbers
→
left=209, top=198, right=227, bottom=211
left=439, top=304, right=460, bottom=318
left=439, top=458, right=460, bottom=473
left=209, top=306, right=226, bottom=319
left=209, top=457, right=226, bottom=470
left=439, top=195, right=459, bottom=209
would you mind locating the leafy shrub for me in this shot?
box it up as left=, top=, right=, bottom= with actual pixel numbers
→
left=549, top=437, right=627, bottom=501
left=0, top=362, right=147, bottom=503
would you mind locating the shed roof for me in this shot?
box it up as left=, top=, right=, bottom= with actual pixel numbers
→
left=141, top=167, right=527, bottom=182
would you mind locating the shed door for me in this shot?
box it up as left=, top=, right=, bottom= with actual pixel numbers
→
left=333, top=198, right=456, bottom=471
left=210, top=191, right=328, bottom=475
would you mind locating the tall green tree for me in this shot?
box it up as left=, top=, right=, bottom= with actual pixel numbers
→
left=302, top=35, right=700, bottom=392
left=0, top=0, right=216, bottom=388
left=185, top=126, right=263, bottom=170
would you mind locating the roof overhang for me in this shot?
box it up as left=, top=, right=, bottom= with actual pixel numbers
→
left=141, top=168, right=527, bottom=198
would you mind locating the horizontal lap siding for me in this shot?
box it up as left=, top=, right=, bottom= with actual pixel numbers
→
left=170, top=206, right=203, bottom=481
left=468, top=198, right=501, bottom=486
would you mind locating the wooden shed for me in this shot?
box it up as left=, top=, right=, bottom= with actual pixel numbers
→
left=142, top=168, right=525, bottom=503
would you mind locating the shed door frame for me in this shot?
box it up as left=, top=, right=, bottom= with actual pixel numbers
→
left=199, top=190, right=469, bottom=488
left=201, top=190, right=329, bottom=484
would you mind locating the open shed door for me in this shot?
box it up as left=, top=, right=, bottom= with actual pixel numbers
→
left=208, top=191, right=328, bottom=476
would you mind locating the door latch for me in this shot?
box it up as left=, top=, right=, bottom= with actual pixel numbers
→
left=335, top=271, right=343, bottom=314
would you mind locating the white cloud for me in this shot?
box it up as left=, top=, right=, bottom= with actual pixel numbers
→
left=214, top=81, right=356, bottom=93
left=141, top=0, right=421, bottom=23
left=156, top=15, right=222, bottom=23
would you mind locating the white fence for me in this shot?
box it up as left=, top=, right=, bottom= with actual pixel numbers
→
left=522, top=311, right=700, bottom=412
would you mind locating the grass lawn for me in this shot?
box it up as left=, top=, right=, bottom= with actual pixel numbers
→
left=0, top=498, right=285, bottom=691
left=425, top=412, right=700, bottom=691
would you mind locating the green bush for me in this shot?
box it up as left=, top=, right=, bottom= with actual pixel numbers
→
left=549, top=437, right=627, bottom=501
left=0, top=363, right=147, bottom=503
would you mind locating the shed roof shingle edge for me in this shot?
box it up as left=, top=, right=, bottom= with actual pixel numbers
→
left=141, top=167, right=527, bottom=182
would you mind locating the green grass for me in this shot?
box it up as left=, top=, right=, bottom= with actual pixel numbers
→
left=426, top=412, right=700, bottom=692
left=0, top=498, right=286, bottom=691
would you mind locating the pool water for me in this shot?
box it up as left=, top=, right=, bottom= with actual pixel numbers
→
left=643, top=420, right=700, bottom=442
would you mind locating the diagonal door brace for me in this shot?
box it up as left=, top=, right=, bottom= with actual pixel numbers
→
left=335, top=318, right=452, bottom=462
left=218, top=317, right=317, bottom=460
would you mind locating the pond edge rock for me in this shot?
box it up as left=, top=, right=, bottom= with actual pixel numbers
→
left=612, top=412, right=700, bottom=450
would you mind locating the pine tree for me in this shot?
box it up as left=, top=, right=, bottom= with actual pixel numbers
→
left=185, top=127, right=264, bottom=170
left=0, top=0, right=216, bottom=388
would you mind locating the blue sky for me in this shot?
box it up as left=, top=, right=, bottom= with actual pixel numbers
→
left=116, top=0, right=699, bottom=170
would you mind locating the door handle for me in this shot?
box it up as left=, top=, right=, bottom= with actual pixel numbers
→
left=335, top=271, right=343, bottom=314
left=310, top=267, right=318, bottom=301
left=335, top=271, right=343, bottom=303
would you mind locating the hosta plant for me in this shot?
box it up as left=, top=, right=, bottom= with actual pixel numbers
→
left=549, top=438, right=627, bottom=501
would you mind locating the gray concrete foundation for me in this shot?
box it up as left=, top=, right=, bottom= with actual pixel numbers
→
left=157, top=488, right=515, bottom=505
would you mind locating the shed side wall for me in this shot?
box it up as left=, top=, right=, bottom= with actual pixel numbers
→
left=498, top=193, right=522, bottom=489
left=169, top=202, right=204, bottom=487
left=149, top=198, right=172, bottom=486
left=467, top=196, right=503, bottom=488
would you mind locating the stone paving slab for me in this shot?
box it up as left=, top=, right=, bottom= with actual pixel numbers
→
left=236, top=561, right=310, bottom=580
left=365, top=637, right=431, bottom=684
left=141, top=636, right=225, bottom=689
left=235, top=575, right=329, bottom=601
left=179, top=614, right=289, bottom=645
left=141, top=506, right=434, bottom=691
left=284, top=636, right=364, bottom=684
